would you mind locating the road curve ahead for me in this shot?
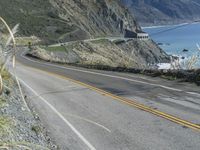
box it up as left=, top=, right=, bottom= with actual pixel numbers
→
left=14, top=49, right=200, bottom=150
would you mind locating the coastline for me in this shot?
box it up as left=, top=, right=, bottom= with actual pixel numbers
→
left=141, top=22, right=190, bottom=29
left=143, top=22, right=200, bottom=69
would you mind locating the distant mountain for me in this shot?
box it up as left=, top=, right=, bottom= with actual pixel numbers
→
left=121, top=0, right=200, bottom=26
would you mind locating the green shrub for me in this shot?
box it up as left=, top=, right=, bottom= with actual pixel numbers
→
left=31, top=125, right=41, bottom=134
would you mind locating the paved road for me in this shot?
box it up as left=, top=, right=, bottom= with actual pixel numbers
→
left=49, top=37, right=134, bottom=47
left=14, top=49, right=200, bottom=150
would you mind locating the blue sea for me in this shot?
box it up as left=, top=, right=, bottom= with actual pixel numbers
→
left=143, top=23, right=200, bottom=68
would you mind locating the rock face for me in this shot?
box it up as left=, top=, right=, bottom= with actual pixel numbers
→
left=121, top=0, right=200, bottom=26
left=52, top=0, right=141, bottom=37
left=118, top=39, right=169, bottom=66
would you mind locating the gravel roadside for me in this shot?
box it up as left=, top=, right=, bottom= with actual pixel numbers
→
left=0, top=71, right=58, bottom=150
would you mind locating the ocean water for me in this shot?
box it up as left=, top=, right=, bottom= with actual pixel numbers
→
left=143, top=23, right=200, bottom=68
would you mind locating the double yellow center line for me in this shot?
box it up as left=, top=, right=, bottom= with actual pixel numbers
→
left=21, top=64, right=200, bottom=132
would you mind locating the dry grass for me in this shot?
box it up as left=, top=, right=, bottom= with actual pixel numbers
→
left=0, top=16, right=17, bottom=94
left=0, top=141, right=50, bottom=150
left=170, top=54, right=200, bottom=70
left=1, top=17, right=28, bottom=108
left=1, top=68, right=11, bottom=80
left=0, top=116, right=13, bottom=139
left=15, top=36, right=41, bottom=46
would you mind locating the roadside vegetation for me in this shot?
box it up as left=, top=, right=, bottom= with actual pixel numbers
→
left=0, top=17, right=53, bottom=150
left=0, top=0, right=77, bottom=44
left=15, top=36, right=41, bottom=46
left=41, top=45, right=66, bottom=52
left=170, top=51, right=200, bottom=70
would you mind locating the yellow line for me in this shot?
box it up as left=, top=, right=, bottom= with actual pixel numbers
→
left=18, top=62, right=200, bottom=132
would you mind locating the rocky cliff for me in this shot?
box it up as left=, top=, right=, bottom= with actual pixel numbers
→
left=121, top=0, right=200, bottom=26
left=50, top=0, right=141, bottom=37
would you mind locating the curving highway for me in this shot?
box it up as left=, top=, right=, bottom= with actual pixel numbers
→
left=14, top=48, right=200, bottom=150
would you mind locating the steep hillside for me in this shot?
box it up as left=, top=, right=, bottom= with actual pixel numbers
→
left=0, top=0, right=73, bottom=43
left=50, top=0, right=141, bottom=37
left=0, top=0, right=140, bottom=43
left=0, top=0, right=170, bottom=68
left=121, top=0, right=200, bottom=26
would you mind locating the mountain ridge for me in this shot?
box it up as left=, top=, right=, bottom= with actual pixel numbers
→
left=121, top=0, right=200, bottom=26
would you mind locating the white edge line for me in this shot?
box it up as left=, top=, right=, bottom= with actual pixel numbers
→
left=186, top=92, right=200, bottom=97
left=18, top=76, right=96, bottom=150
left=65, top=113, right=111, bottom=133
left=21, top=52, right=200, bottom=94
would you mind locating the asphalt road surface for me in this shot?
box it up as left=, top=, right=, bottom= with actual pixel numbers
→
left=13, top=49, right=200, bottom=150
